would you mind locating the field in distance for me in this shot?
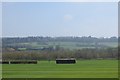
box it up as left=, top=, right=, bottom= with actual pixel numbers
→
left=2, top=60, right=118, bottom=78
left=3, top=36, right=118, bottom=50
left=9, top=41, right=118, bottom=51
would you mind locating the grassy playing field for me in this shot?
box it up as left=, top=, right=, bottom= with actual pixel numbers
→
left=2, top=60, right=118, bottom=78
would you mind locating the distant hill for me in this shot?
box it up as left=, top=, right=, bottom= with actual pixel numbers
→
left=2, top=36, right=118, bottom=50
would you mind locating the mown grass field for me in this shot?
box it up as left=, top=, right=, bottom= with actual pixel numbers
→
left=2, top=60, right=118, bottom=78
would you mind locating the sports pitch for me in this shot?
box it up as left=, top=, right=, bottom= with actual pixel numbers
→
left=2, top=60, right=118, bottom=78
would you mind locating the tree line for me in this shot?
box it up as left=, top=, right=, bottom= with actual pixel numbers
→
left=2, top=36, right=119, bottom=60
left=2, top=47, right=118, bottom=60
left=2, top=36, right=118, bottom=44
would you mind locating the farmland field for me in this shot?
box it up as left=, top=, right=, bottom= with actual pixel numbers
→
left=2, top=60, right=118, bottom=78
left=8, top=41, right=118, bottom=51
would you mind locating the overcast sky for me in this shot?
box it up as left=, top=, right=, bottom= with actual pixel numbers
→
left=2, top=2, right=118, bottom=37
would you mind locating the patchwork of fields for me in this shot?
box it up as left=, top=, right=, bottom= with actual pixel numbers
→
left=2, top=60, right=118, bottom=78
left=8, top=41, right=118, bottom=50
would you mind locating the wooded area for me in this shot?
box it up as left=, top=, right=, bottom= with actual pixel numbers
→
left=2, top=36, right=119, bottom=60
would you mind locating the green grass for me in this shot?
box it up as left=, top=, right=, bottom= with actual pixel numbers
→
left=2, top=60, right=118, bottom=78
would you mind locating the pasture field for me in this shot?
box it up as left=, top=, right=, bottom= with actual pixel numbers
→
left=14, top=41, right=118, bottom=50
left=2, top=60, right=118, bottom=78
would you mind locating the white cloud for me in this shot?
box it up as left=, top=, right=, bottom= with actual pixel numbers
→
left=63, top=14, right=73, bottom=22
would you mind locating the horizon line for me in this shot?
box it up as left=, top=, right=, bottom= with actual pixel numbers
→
left=2, top=35, right=118, bottom=38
